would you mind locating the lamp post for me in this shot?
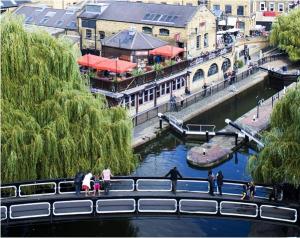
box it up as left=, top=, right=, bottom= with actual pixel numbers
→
left=256, top=96, right=264, bottom=119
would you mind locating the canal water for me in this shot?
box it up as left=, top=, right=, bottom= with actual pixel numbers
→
left=3, top=79, right=300, bottom=236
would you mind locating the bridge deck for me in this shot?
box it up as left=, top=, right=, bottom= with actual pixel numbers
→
left=1, top=178, right=299, bottom=224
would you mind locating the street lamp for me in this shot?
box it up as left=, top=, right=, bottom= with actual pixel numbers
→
left=256, top=96, right=264, bottom=119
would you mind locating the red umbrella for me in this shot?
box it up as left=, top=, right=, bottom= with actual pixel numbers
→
left=149, top=45, right=184, bottom=58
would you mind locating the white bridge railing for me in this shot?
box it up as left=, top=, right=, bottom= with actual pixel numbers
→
left=1, top=198, right=297, bottom=223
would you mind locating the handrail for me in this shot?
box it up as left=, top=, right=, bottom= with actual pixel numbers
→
left=186, top=124, right=216, bottom=132
left=0, top=176, right=277, bottom=188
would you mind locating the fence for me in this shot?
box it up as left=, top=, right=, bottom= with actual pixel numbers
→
left=132, top=54, right=284, bottom=127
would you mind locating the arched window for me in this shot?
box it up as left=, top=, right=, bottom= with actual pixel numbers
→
left=193, top=69, right=204, bottom=82
left=208, top=63, right=218, bottom=76
left=222, top=59, right=231, bottom=72
left=159, top=28, right=170, bottom=36
left=142, top=26, right=152, bottom=34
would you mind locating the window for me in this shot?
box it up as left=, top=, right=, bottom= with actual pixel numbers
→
left=288, top=3, right=294, bottom=11
left=238, top=21, right=245, bottom=29
left=144, top=90, right=149, bottom=102
left=130, top=94, right=135, bottom=107
left=166, top=82, right=170, bottom=94
left=142, top=26, right=152, bottom=34
left=99, top=31, right=105, bottom=39
left=193, top=69, right=204, bottom=82
left=67, top=21, right=76, bottom=29
left=161, top=83, right=166, bottom=95
left=278, top=3, right=284, bottom=12
left=156, top=86, right=161, bottom=98
left=172, top=80, right=176, bottom=90
left=56, top=20, right=64, bottom=27
left=269, top=2, right=274, bottom=11
left=138, top=93, right=143, bottom=105
left=181, top=78, right=185, bottom=87
left=159, top=28, right=170, bottom=36
left=260, top=2, right=266, bottom=11
left=222, top=59, right=231, bottom=72
left=196, top=35, right=201, bottom=49
left=237, top=6, right=244, bottom=15
left=208, top=63, right=218, bottom=76
left=39, top=17, right=49, bottom=24
left=213, top=4, right=220, bottom=10
left=176, top=78, right=181, bottom=89
left=86, top=29, right=92, bottom=39
left=149, top=89, right=154, bottom=101
left=204, top=33, right=208, bottom=48
left=25, top=16, right=33, bottom=23
left=225, top=5, right=232, bottom=14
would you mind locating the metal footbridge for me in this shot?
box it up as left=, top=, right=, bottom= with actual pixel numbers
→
left=1, top=177, right=298, bottom=225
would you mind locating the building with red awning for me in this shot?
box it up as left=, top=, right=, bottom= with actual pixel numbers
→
left=93, top=58, right=137, bottom=74
left=77, top=54, right=107, bottom=68
left=149, top=45, right=184, bottom=59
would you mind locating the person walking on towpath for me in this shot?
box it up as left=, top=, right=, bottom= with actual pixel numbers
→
left=216, top=171, right=224, bottom=196
left=101, top=167, right=113, bottom=195
left=208, top=170, right=215, bottom=196
left=165, top=167, right=183, bottom=194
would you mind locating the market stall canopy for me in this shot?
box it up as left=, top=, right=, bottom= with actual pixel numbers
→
left=149, top=45, right=184, bottom=58
left=94, top=58, right=137, bottom=73
left=77, top=54, right=107, bottom=67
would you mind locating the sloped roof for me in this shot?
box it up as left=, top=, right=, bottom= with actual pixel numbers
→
left=79, top=2, right=200, bottom=28
left=14, top=5, right=78, bottom=30
left=101, top=29, right=168, bottom=50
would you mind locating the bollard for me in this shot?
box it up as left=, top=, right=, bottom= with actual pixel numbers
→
left=206, top=131, right=209, bottom=142
left=235, top=133, right=238, bottom=146
left=272, top=96, right=274, bottom=108
left=159, top=119, right=162, bottom=129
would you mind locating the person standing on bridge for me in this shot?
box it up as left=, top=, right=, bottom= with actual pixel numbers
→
left=208, top=170, right=215, bottom=196
left=74, top=171, right=84, bottom=196
left=165, top=167, right=183, bottom=194
left=216, top=171, right=224, bottom=196
left=82, top=172, right=93, bottom=196
left=101, top=167, right=113, bottom=195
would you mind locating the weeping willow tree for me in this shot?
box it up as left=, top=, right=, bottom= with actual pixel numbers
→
left=248, top=86, right=300, bottom=186
left=1, top=15, right=137, bottom=183
left=270, top=8, right=300, bottom=62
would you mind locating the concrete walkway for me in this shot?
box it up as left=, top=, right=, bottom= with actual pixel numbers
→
left=132, top=59, right=289, bottom=148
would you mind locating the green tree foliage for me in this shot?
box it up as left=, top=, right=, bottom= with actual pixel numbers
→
left=248, top=86, right=300, bottom=186
left=270, top=8, right=300, bottom=62
left=1, top=15, right=136, bottom=183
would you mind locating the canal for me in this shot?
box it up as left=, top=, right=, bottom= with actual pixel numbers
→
left=3, top=79, right=300, bottom=237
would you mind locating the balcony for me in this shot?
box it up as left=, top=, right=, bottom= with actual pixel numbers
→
left=89, top=46, right=233, bottom=94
